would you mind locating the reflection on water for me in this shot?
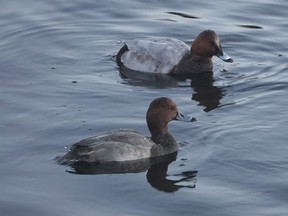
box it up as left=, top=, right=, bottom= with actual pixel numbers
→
left=237, top=24, right=263, bottom=29
left=63, top=152, right=197, bottom=193
left=166, top=11, right=200, bottom=19
left=119, top=66, right=179, bottom=88
left=188, top=73, right=224, bottom=112
left=146, top=161, right=197, bottom=193
left=119, top=66, right=224, bottom=112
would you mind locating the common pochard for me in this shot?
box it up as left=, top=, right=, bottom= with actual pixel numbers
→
left=56, top=97, right=194, bottom=164
left=116, top=30, right=233, bottom=74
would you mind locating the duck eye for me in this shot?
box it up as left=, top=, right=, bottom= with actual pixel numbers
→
left=168, top=106, right=176, bottom=111
left=168, top=106, right=173, bottom=110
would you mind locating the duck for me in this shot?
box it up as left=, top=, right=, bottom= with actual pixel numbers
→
left=56, top=97, right=194, bottom=165
left=116, top=30, right=233, bottom=74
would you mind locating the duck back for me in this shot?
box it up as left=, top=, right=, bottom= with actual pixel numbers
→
left=56, top=129, right=156, bottom=164
left=119, top=37, right=190, bottom=73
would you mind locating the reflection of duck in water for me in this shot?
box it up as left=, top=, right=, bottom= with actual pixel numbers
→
left=64, top=152, right=198, bottom=193
left=66, top=152, right=178, bottom=175
left=146, top=159, right=198, bottom=193
left=118, top=69, right=224, bottom=112
left=119, top=67, right=179, bottom=88
left=188, top=72, right=224, bottom=112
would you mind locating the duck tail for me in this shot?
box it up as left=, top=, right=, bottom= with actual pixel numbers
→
left=116, top=41, right=128, bottom=66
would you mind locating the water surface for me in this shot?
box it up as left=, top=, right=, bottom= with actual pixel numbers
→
left=1, top=0, right=288, bottom=215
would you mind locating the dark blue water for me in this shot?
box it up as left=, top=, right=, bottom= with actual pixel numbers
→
left=1, top=0, right=288, bottom=215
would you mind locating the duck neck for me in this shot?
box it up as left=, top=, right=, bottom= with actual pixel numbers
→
left=191, top=54, right=212, bottom=63
left=148, top=119, right=171, bottom=141
left=149, top=125, right=168, bottom=141
left=151, top=132, right=176, bottom=146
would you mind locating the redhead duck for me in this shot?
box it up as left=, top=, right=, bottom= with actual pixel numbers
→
left=56, top=97, right=194, bottom=164
left=116, top=30, right=233, bottom=74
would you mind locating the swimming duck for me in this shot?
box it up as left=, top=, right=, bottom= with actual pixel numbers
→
left=116, top=30, right=233, bottom=74
left=56, top=97, right=194, bottom=164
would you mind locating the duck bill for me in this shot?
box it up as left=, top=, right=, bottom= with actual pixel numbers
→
left=216, top=50, right=233, bottom=63
left=175, top=111, right=196, bottom=122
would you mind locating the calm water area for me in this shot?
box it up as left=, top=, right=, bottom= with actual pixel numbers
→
left=0, top=0, right=288, bottom=215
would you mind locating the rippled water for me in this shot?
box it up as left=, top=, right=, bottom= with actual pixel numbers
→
left=1, top=0, right=288, bottom=215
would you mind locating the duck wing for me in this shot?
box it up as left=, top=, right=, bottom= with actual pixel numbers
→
left=57, top=129, right=155, bottom=164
